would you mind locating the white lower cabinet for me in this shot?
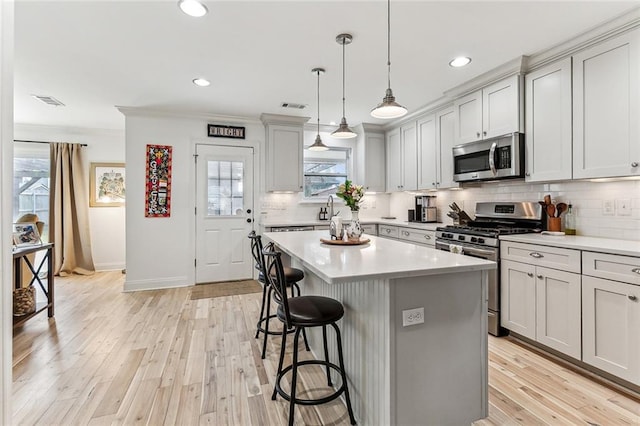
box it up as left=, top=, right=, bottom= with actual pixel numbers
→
left=501, top=242, right=582, bottom=359
left=582, top=256, right=640, bottom=385
left=501, top=260, right=581, bottom=358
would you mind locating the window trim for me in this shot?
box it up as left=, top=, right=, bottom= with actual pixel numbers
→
left=302, top=146, right=352, bottom=200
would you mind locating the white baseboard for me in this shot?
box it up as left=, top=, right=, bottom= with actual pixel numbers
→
left=94, top=262, right=125, bottom=272
left=123, top=276, right=191, bottom=292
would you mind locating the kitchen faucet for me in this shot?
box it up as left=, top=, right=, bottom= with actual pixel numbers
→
left=327, top=195, right=339, bottom=218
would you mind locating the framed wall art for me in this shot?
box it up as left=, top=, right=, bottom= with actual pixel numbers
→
left=145, top=144, right=172, bottom=217
left=89, top=162, right=126, bottom=207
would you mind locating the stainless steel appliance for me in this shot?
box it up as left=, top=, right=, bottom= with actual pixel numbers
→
left=453, top=132, right=525, bottom=182
left=414, top=195, right=437, bottom=223
left=435, top=201, right=543, bottom=336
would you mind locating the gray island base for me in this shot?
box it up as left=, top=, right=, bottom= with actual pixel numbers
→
left=264, top=230, right=496, bottom=425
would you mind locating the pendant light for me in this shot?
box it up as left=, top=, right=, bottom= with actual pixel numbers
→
left=308, top=68, right=330, bottom=152
left=331, top=34, right=357, bottom=139
left=371, top=0, right=407, bottom=119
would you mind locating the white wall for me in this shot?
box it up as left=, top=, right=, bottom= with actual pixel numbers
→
left=390, top=178, right=640, bottom=241
left=0, top=1, right=13, bottom=422
left=120, top=110, right=264, bottom=291
left=13, top=124, right=126, bottom=271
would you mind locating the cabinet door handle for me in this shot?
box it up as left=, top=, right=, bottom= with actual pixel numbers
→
left=527, top=272, right=534, bottom=277
left=483, top=131, right=487, bottom=136
left=525, top=172, right=530, bottom=177
left=402, top=231, right=410, bottom=236
left=629, top=295, right=638, bottom=301
left=537, top=275, right=544, bottom=279
left=385, top=229, right=391, bottom=234
left=632, top=162, right=638, bottom=167
left=529, top=252, right=544, bottom=258
left=424, top=235, right=431, bottom=240
left=476, top=132, right=480, bottom=138
left=632, top=268, right=640, bottom=275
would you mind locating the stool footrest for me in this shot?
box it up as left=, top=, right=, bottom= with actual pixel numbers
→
left=274, top=359, right=346, bottom=406
left=256, top=315, right=297, bottom=337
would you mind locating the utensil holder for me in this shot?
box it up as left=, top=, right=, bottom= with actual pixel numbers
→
left=547, top=217, right=561, bottom=232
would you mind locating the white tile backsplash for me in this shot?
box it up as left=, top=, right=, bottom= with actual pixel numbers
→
left=258, top=192, right=391, bottom=225
left=264, top=179, right=639, bottom=241
left=389, top=179, right=640, bottom=241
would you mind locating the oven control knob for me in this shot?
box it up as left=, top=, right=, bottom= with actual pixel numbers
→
left=477, top=238, right=485, bottom=244
left=458, top=235, right=465, bottom=241
left=470, top=237, right=478, bottom=243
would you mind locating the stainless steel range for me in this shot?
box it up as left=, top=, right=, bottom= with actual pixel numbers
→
left=435, top=201, right=543, bottom=336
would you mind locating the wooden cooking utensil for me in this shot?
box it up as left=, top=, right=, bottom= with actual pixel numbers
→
left=556, top=202, right=567, bottom=217
left=546, top=204, right=556, bottom=218
left=544, top=194, right=551, bottom=205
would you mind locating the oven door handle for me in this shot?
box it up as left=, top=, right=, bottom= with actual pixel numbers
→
left=460, top=245, right=498, bottom=260
left=488, top=142, right=497, bottom=175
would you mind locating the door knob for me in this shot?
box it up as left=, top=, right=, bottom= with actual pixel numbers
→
left=629, top=295, right=638, bottom=301
left=632, top=162, right=638, bottom=167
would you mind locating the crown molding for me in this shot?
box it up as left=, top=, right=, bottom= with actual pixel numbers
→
left=116, top=106, right=264, bottom=125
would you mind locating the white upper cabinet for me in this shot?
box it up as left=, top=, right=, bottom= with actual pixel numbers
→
left=355, top=124, right=386, bottom=193
left=261, top=114, right=308, bottom=192
left=417, top=114, right=437, bottom=190
left=387, top=123, right=418, bottom=192
left=417, top=106, right=458, bottom=190
left=436, top=106, right=458, bottom=189
left=572, top=28, right=640, bottom=179
left=454, top=74, right=523, bottom=144
left=525, top=57, right=573, bottom=182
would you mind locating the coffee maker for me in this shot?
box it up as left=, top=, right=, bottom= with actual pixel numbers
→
left=415, top=195, right=437, bottom=223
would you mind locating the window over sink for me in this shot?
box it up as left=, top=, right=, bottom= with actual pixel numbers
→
left=303, top=147, right=351, bottom=199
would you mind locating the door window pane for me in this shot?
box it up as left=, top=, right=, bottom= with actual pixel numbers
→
left=207, top=160, right=244, bottom=216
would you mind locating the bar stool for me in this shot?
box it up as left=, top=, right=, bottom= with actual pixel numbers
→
left=263, top=243, right=356, bottom=426
left=248, top=231, right=308, bottom=359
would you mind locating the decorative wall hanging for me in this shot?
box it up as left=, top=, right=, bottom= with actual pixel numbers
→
left=145, top=144, right=172, bottom=217
left=208, top=124, right=245, bottom=139
left=89, top=162, right=125, bottom=207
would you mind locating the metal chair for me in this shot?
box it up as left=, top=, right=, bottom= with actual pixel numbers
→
left=248, top=231, right=308, bottom=359
left=263, top=242, right=356, bottom=426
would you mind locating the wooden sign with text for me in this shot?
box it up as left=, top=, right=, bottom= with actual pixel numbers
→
left=208, top=124, right=245, bottom=139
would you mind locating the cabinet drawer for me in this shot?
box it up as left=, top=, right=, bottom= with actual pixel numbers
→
left=398, top=227, right=435, bottom=246
left=378, top=225, right=399, bottom=239
left=501, top=241, right=581, bottom=273
left=361, top=224, right=377, bottom=235
left=583, top=251, right=640, bottom=286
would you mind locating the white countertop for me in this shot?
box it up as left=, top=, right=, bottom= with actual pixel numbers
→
left=264, top=230, right=495, bottom=284
left=261, top=217, right=443, bottom=231
left=500, top=234, right=640, bottom=257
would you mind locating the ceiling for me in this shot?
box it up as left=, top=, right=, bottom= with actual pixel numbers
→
left=14, top=1, right=639, bottom=131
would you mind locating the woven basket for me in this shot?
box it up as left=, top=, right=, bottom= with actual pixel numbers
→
left=13, top=285, right=36, bottom=316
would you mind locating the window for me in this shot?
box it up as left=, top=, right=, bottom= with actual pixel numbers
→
left=13, top=142, right=50, bottom=241
left=303, top=147, right=350, bottom=198
left=206, top=160, right=244, bottom=216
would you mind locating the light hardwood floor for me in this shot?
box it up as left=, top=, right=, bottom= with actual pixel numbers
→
left=12, top=271, right=640, bottom=425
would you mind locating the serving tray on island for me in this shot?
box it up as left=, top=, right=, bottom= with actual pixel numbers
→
left=320, top=238, right=371, bottom=246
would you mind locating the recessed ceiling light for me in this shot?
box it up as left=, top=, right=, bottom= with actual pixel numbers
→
left=178, top=0, right=208, bottom=17
left=192, top=78, right=210, bottom=87
left=449, top=57, right=472, bottom=68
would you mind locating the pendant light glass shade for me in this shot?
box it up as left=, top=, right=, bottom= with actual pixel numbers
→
left=331, top=34, right=357, bottom=139
left=371, top=0, right=407, bottom=120
left=308, top=68, right=329, bottom=152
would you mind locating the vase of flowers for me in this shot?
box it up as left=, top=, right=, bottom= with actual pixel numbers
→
left=336, top=180, right=365, bottom=241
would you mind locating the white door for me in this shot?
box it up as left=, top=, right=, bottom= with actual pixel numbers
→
left=195, top=144, right=254, bottom=283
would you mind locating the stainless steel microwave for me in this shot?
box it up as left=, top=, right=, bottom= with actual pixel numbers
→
left=452, top=132, right=525, bottom=182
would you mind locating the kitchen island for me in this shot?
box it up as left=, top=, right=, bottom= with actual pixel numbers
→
left=264, top=230, right=496, bottom=425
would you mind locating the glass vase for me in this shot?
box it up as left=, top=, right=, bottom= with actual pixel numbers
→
left=346, top=210, right=363, bottom=241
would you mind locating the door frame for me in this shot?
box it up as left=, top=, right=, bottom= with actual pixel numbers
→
left=189, top=137, right=262, bottom=285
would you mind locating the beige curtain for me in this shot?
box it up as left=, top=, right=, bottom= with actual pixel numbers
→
left=49, top=143, right=95, bottom=276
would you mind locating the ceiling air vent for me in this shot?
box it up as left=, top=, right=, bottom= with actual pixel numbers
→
left=280, top=102, right=307, bottom=110
left=31, top=95, right=65, bottom=107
